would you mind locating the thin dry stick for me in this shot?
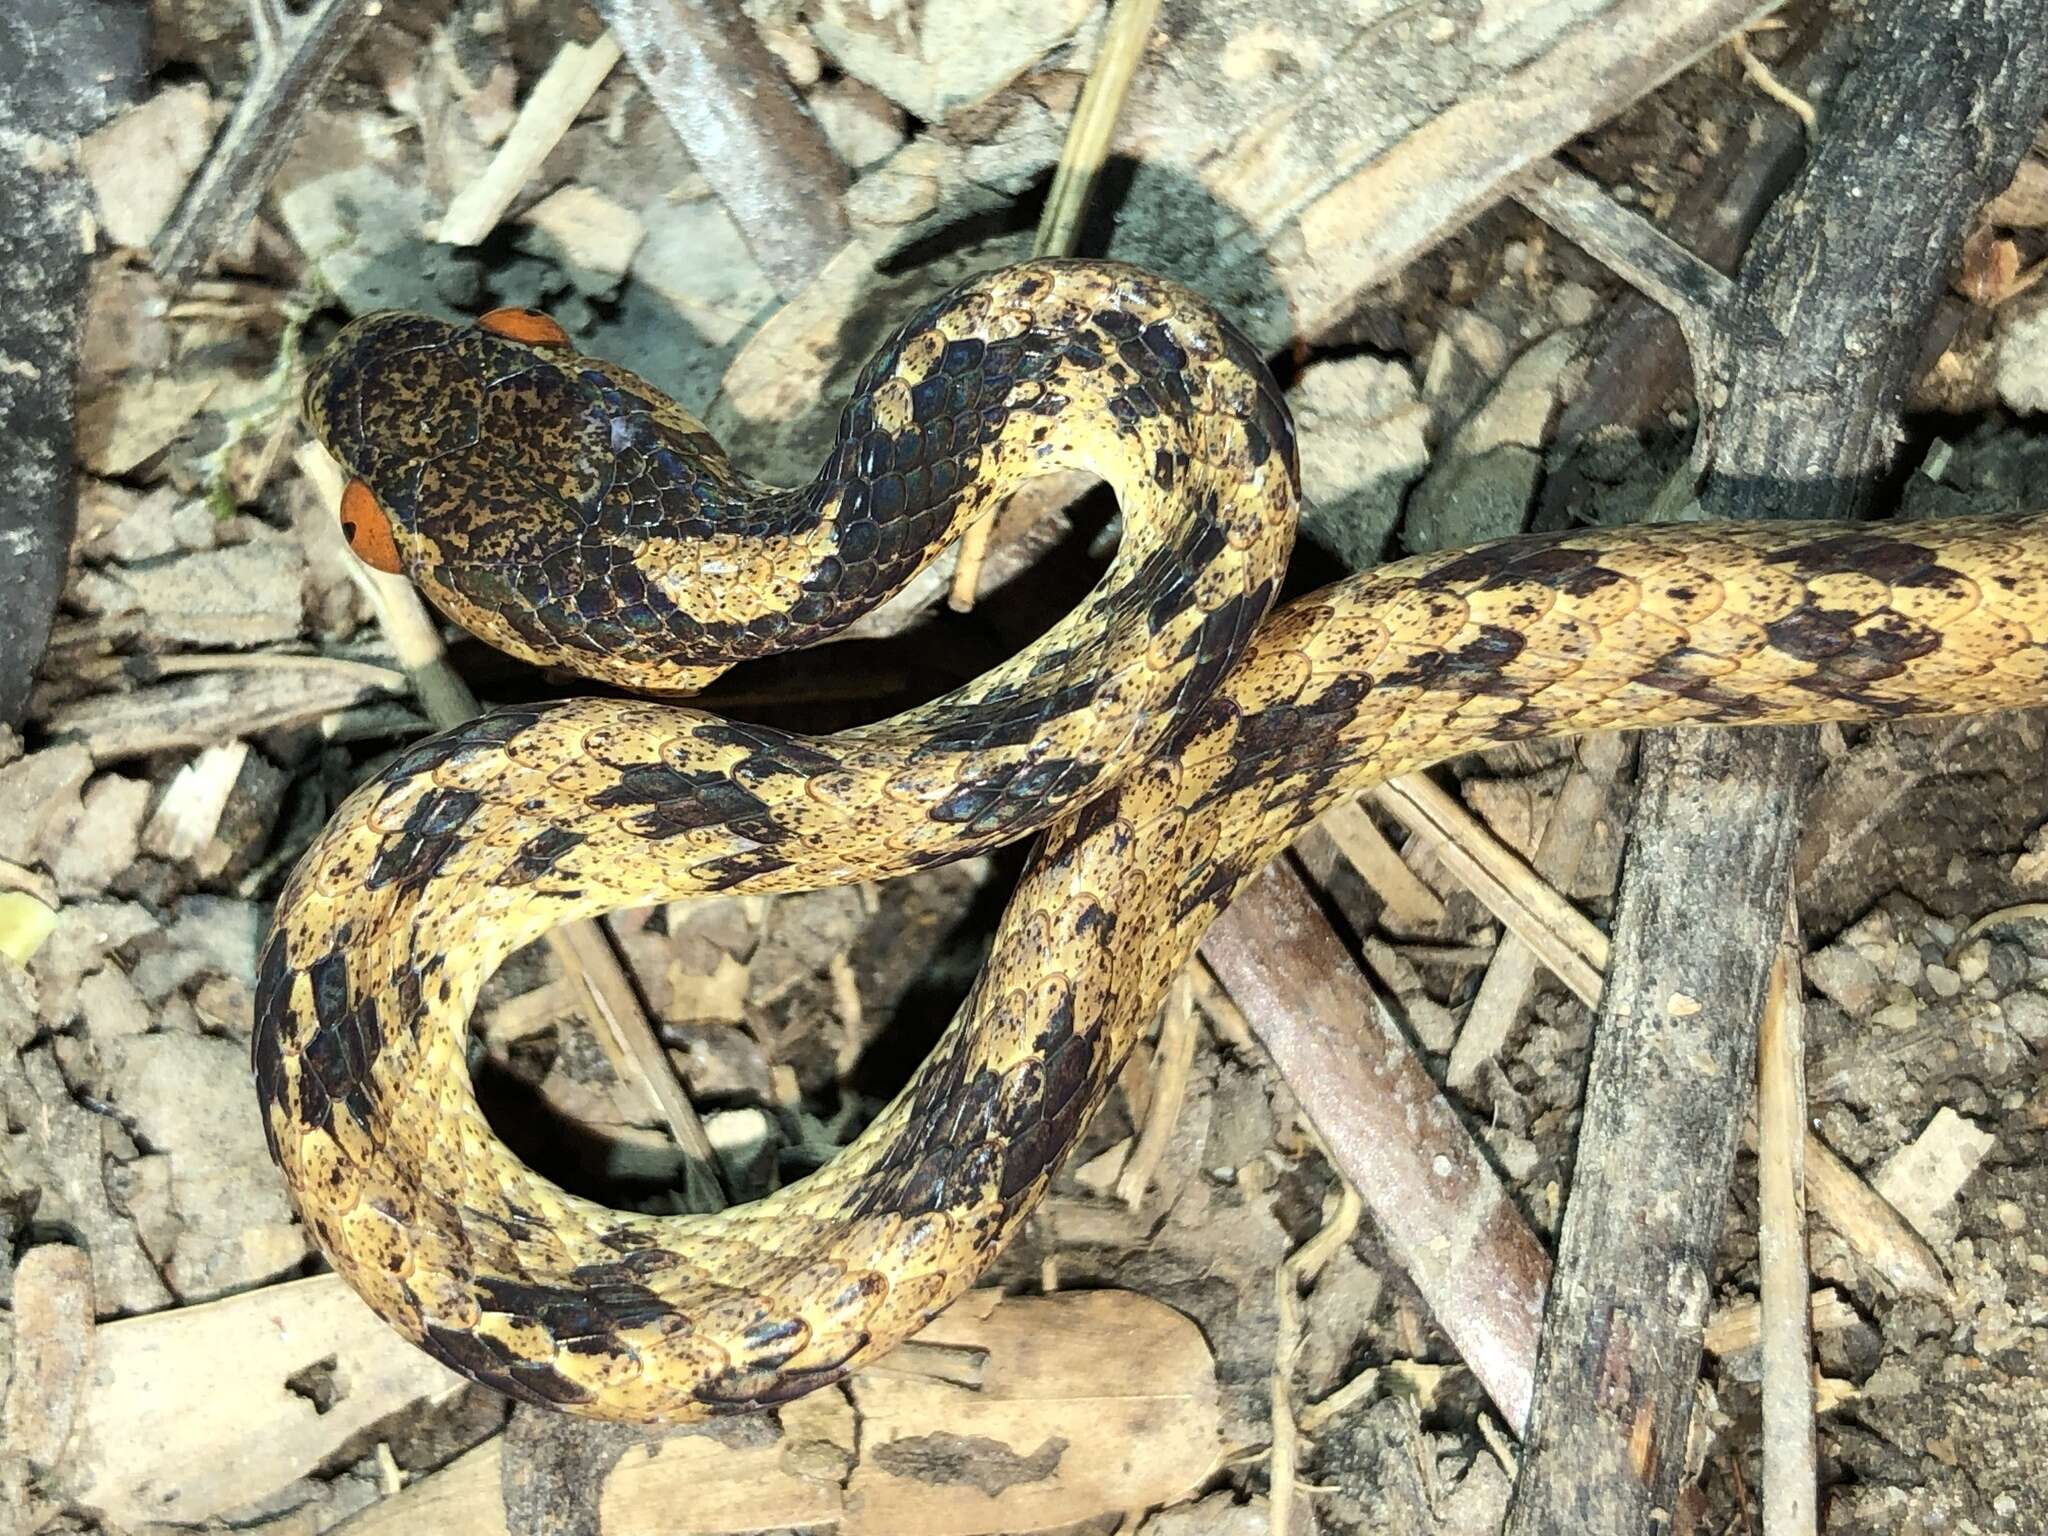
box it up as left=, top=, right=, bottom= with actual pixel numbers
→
left=1756, top=911, right=1817, bottom=1536
left=1317, top=798, right=1448, bottom=931
left=435, top=33, right=626, bottom=246
left=1372, top=776, right=1606, bottom=1004
left=1375, top=774, right=1950, bottom=1301
left=154, top=0, right=380, bottom=288
left=1732, top=30, right=1819, bottom=136
left=1114, top=970, right=1198, bottom=1208
left=1270, top=1175, right=1362, bottom=1536
left=295, top=444, right=724, bottom=1207
left=949, top=0, right=1161, bottom=612
left=1447, top=732, right=1628, bottom=1089
left=1033, top=0, right=1164, bottom=260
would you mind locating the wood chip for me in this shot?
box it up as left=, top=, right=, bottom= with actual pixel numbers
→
left=1702, top=1288, right=1862, bottom=1359
left=1872, top=1107, right=1996, bottom=1242
left=61, top=1275, right=466, bottom=1526
left=0, top=1244, right=95, bottom=1474
left=340, top=1290, right=1217, bottom=1536
left=142, top=742, right=250, bottom=862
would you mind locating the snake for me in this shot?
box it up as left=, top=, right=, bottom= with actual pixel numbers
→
left=258, top=256, right=2048, bottom=1423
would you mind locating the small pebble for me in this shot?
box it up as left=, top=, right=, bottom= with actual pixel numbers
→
left=1926, top=964, right=1962, bottom=999
left=2001, top=990, right=2048, bottom=1043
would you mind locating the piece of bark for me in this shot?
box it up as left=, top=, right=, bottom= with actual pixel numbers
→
left=1871, top=1107, right=1996, bottom=1241
left=60, top=1274, right=466, bottom=1526
left=1201, top=859, right=1550, bottom=1432
left=600, top=0, right=850, bottom=295
left=0, top=0, right=149, bottom=728
left=44, top=667, right=408, bottom=760
left=1506, top=8, right=2048, bottom=1530
left=1316, top=798, right=1448, bottom=933
left=338, top=1290, right=1218, bottom=1536
left=1700, top=1288, right=1860, bottom=1359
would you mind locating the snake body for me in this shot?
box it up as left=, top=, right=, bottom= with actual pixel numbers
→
left=261, top=258, right=2048, bottom=1422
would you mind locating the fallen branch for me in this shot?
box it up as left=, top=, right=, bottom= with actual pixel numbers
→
left=598, top=0, right=848, bottom=295
left=153, top=0, right=379, bottom=288
left=1200, top=859, right=1551, bottom=1432
left=1506, top=5, right=2048, bottom=1528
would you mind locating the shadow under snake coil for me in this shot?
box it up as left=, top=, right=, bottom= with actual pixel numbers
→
left=261, top=257, right=2048, bottom=1421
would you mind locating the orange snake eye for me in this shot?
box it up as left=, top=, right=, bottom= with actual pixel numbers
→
left=340, top=479, right=404, bottom=574
left=477, top=307, right=573, bottom=347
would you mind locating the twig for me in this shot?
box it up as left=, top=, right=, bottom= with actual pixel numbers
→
left=294, top=444, right=724, bottom=1208
left=1535, top=11, right=1847, bottom=534
left=1512, top=157, right=1735, bottom=378
left=0, top=3, right=146, bottom=729
left=949, top=0, right=1159, bottom=612
left=599, top=0, right=848, bottom=296
left=1756, top=912, right=1815, bottom=1536
left=1033, top=0, right=1163, bottom=260
left=434, top=33, right=626, bottom=247
left=48, top=668, right=407, bottom=759
left=1270, top=1172, right=1362, bottom=1536
left=1797, top=1133, right=1948, bottom=1301
left=1201, top=860, right=1552, bottom=1432
left=1296, top=1365, right=1381, bottom=1437
left=1316, top=798, right=1448, bottom=932
left=1114, top=971, right=1198, bottom=1207
left=153, top=0, right=380, bottom=289
left=1732, top=30, right=1819, bottom=136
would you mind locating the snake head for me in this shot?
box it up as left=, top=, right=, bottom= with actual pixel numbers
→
left=300, top=305, right=750, bottom=690
left=303, top=310, right=489, bottom=575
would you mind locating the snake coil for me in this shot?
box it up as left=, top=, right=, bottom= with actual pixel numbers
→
left=259, top=258, right=2048, bottom=1421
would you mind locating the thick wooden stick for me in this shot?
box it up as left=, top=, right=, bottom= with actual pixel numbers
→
left=1201, top=860, right=1551, bottom=1430
left=598, top=0, right=848, bottom=295
left=1506, top=6, right=2048, bottom=1530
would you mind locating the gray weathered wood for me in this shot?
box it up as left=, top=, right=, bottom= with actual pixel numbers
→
left=600, top=0, right=850, bottom=296
left=1506, top=4, right=2048, bottom=1529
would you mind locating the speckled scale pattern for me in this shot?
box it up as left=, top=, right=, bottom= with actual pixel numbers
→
left=269, top=256, right=2048, bottom=1422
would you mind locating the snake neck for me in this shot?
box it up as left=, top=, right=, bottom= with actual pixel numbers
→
left=306, top=260, right=1296, bottom=695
